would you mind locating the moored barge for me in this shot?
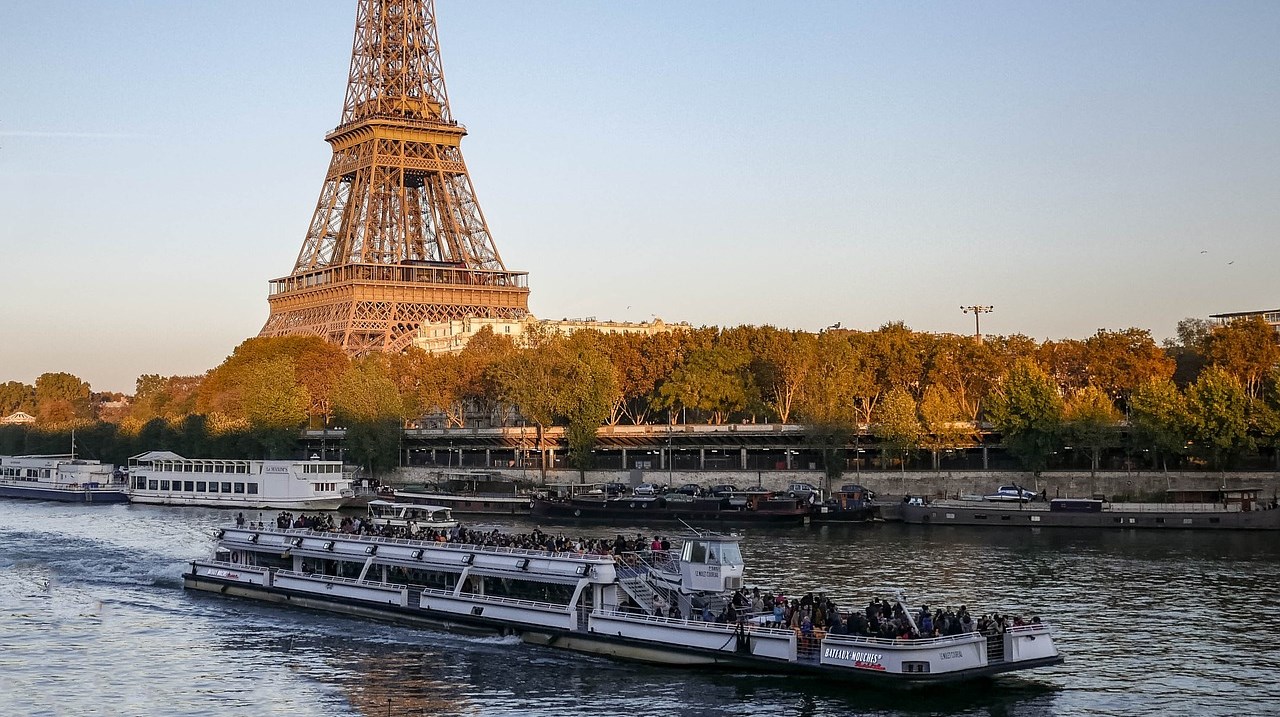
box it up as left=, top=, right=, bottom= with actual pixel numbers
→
left=902, top=491, right=1280, bottom=530
left=184, top=527, right=1062, bottom=686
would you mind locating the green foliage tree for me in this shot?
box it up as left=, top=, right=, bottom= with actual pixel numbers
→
left=986, top=360, right=1063, bottom=474
left=655, top=345, right=752, bottom=425
left=1063, top=386, right=1121, bottom=477
left=1128, top=378, right=1189, bottom=472
left=1184, top=367, right=1252, bottom=470
left=875, top=387, right=921, bottom=476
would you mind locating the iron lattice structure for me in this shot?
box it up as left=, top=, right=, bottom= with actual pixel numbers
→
left=259, top=0, right=529, bottom=354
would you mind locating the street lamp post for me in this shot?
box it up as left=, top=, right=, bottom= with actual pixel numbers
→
left=960, top=305, right=994, bottom=344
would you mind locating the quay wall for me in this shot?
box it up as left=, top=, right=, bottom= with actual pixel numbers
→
left=387, top=467, right=1280, bottom=501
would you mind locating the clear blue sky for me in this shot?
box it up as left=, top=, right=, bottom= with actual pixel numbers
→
left=2, top=1, right=1277, bottom=394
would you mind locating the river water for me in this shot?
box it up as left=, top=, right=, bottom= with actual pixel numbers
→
left=2, top=500, right=1278, bottom=716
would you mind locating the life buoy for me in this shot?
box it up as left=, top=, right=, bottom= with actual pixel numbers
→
left=573, top=509, right=582, bottom=518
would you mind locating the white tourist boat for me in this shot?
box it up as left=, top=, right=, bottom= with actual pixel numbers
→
left=366, top=500, right=460, bottom=532
left=127, top=451, right=354, bottom=510
left=0, top=454, right=129, bottom=503
left=184, top=527, right=1063, bottom=686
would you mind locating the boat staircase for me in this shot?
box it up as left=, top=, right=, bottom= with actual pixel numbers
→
left=986, top=632, right=1005, bottom=664
left=615, top=550, right=731, bottom=620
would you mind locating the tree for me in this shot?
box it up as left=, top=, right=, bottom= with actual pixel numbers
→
left=561, top=342, right=620, bottom=472
left=751, top=328, right=815, bottom=424
left=0, top=381, right=35, bottom=417
left=1063, top=386, right=1121, bottom=478
left=239, top=357, right=310, bottom=457
left=874, top=387, right=920, bottom=477
left=1129, top=378, right=1189, bottom=472
left=196, top=337, right=346, bottom=424
left=655, top=345, right=752, bottom=425
left=1184, top=367, right=1251, bottom=470
left=1203, top=316, right=1280, bottom=399
left=331, top=357, right=404, bottom=424
left=918, top=385, right=972, bottom=472
left=130, top=374, right=203, bottom=425
left=34, top=372, right=93, bottom=425
left=1082, top=328, right=1175, bottom=405
left=986, top=360, right=1063, bottom=474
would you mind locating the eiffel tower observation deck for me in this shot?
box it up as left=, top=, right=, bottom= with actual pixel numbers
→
left=259, top=0, right=530, bottom=355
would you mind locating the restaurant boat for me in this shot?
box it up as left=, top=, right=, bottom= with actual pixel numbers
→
left=127, top=451, right=354, bottom=510
left=184, top=526, right=1062, bottom=686
left=0, top=454, right=129, bottom=503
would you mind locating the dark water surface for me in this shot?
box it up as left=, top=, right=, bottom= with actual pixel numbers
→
left=2, top=501, right=1279, bottom=716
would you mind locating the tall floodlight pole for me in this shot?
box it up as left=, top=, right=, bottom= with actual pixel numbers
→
left=961, top=305, right=994, bottom=344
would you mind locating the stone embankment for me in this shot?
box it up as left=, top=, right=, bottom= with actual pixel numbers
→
left=389, top=467, right=1280, bottom=501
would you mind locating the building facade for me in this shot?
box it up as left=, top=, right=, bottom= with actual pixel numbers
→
left=414, top=315, right=689, bottom=353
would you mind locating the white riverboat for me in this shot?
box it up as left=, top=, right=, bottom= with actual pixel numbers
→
left=184, top=527, right=1063, bottom=686
left=127, top=451, right=354, bottom=510
left=0, top=454, right=129, bottom=503
left=366, top=500, right=460, bottom=532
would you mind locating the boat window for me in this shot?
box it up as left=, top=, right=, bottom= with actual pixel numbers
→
left=160, top=480, right=170, bottom=491
left=248, top=483, right=259, bottom=495
left=222, top=482, right=232, bottom=493
left=184, top=481, right=194, bottom=492
left=197, top=482, right=207, bottom=492
left=684, top=541, right=707, bottom=563
left=234, top=483, right=245, bottom=494
left=718, top=542, right=742, bottom=565
left=209, top=482, right=219, bottom=493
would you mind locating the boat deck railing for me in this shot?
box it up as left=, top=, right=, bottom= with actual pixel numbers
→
left=418, top=586, right=570, bottom=613
left=595, top=608, right=797, bottom=636
left=242, top=525, right=616, bottom=563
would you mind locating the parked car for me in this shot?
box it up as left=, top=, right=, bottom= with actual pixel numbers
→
left=633, top=483, right=657, bottom=497
left=709, top=484, right=740, bottom=497
left=602, top=482, right=628, bottom=497
left=983, top=485, right=1037, bottom=502
left=788, top=482, right=821, bottom=502
left=675, top=483, right=703, bottom=497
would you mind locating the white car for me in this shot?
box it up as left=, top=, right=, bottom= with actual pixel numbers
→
left=984, top=485, right=1037, bottom=502
left=633, top=483, right=657, bottom=496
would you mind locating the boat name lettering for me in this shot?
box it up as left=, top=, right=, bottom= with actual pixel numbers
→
left=940, top=650, right=962, bottom=660
left=823, top=647, right=883, bottom=667
left=265, top=467, right=290, bottom=473
left=693, top=567, right=721, bottom=578
left=208, top=569, right=241, bottom=579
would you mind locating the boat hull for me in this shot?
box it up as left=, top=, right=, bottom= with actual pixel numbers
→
left=128, top=495, right=349, bottom=510
left=902, top=502, right=1280, bottom=530
left=183, top=572, right=1059, bottom=687
left=0, top=484, right=129, bottom=503
left=532, top=498, right=811, bottom=525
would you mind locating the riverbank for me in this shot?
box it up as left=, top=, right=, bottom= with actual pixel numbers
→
left=387, top=466, right=1280, bottom=502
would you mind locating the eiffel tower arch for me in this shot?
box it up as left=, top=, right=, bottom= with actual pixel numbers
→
left=259, top=0, right=530, bottom=355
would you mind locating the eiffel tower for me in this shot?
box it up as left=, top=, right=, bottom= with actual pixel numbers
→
left=259, top=0, right=530, bottom=354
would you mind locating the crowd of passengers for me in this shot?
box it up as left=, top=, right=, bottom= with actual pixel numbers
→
left=665, top=589, right=1029, bottom=639
left=236, top=514, right=1034, bottom=639
left=242, top=512, right=675, bottom=558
